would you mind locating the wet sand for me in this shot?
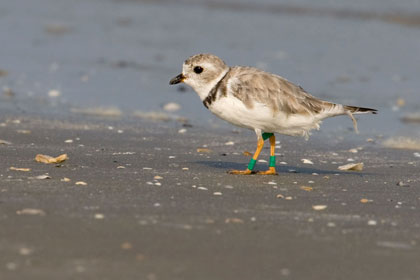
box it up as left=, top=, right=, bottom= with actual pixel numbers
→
left=0, top=110, right=419, bottom=279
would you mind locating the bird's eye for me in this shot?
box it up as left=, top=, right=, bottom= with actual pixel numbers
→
left=193, top=66, right=203, bottom=74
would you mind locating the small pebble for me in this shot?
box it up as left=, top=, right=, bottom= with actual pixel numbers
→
left=213, top=192, right=222, bottom=196
left=301, top=159, right=314, bottom=164
left=64, top=139, right=73, bottom=143
left=312, top=205, right=327, bottom=211
left=397, top=181, right=410, bottom=187
left=94, top=213, right=105, bottom=219
left=178, top=128, right=187, bottom=134
left=367, top=220, right=377, bottom=226
left=225, top=141, right=235, bottom=146
left=197, top=187, right=208, bottom=191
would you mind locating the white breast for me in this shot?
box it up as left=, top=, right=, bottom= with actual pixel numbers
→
left=209, top=93, right=322, bottom=137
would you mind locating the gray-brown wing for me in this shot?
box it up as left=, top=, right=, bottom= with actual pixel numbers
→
left=228, top=67, right=334, bottom=115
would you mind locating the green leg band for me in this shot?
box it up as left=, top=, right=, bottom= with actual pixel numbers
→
left=269, top=156, right=276, bottom=167
left=262, top=132, right=274, bottom=141
left=248, top=158, right=257, bottom=170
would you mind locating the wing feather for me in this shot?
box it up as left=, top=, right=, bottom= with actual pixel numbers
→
left=228, top=67, right=335, bottom=116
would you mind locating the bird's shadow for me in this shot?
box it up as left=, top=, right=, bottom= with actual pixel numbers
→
left=195, top=160, right=369, bottom=176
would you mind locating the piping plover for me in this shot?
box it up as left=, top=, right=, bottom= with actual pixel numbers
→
left=170, top=54, right=377, bottom=175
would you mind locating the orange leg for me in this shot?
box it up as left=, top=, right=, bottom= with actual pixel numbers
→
left=228, top=137, right=265, bottom=175
left=256, top=135, right=277, bottom=175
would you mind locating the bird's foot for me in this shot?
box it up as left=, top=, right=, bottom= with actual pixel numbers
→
left=256, top=167, right=278, bottom=175
left=228, top=169, right=253, bottom=175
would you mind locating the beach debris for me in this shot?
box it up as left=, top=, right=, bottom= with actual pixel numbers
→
left=143, top=167, right=153, bottom=170
left=182, top=167, right=189, bottom=171
left=178, top=128, right=187, bottom=134
left=382, top=137, right=420, bottom=150
left=414, top=152, right=420, bottom=158
left=213, top=192, right=222, bottom=196
left=133, top=110, right=171, bottom=121
left=396, top=98, right=406, bottom=108
left=0, top=69, right=8, bottom=77
left=300, top=186, right=313, bottom=191
left=94, top=213, right=105, bottom=219
left=225, top=218, right=244, bottom=224
left=2, top=87, right=15, bottom=99
left=9, top=167, right=31, bottom=172
left=61, top=177, right=71, bottom=182
left=64, top=139, right=73, bottom=143
left=258, top=159, right=267, bottom=163
left=197, top=148, right=212, bottom=153
left=16, top=208, right=46, bottom=216
left=48, top=89, right=61, bottom=98
left=71, top=107, right=122, bottom=117
left=401, top=113, right=420, bottom=124
left=154, top=176, right=163, bottom=180
left=360, top=198, right=372, bottom=203
left=197, top=186, right=208, bottom=191
left=16, top=129, right=31, bottom=134
left=121, top=242, right=133, bottom=250
left=348, top=148, right=358, bottom=153
left=19, top=247, right=33, bottom=256
left=338, top=163, right=364, bottom=171
left=163, top=102, right=181, bottom=112
left=276, top=194, right=284, bottom=199
left=397, top=181, right=410, bottom=187
left=75, top=181, right=87, bottom=186
left=301, top=159, right=314, bottom=165
left=225, top=141, right=235, bottom=146
left=367, top=220, right=377, bottom=226
left=35, top=154, right=68, bottom=164
left=312, top=205, right=327, bottom=211
left=117, top=166, right=125, bottom=169
left=0, top=139, right=12, bottom=145
left=285, top=196, right=293, bottom=200
left=32, top=174, right=51, bottom=180
left=243, top=151, right=252, bottom=156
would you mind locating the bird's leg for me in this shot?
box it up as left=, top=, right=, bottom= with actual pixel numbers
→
left=256, top=134, right=277, bottom=175
left=228, top=137, right=265, bottom=175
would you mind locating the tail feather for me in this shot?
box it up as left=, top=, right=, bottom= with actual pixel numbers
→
left=344, top=105, right=378, bottom=114
left=343, top=105, right=377, bottom=134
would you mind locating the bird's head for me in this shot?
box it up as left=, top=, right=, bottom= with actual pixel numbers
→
left=170, top=53, right=229, bottom=100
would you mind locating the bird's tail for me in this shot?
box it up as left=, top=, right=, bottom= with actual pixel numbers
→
left=343, top=105, right=377, bottom=134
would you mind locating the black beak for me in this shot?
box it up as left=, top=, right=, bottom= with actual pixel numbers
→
left=169, top=73, right=185, bottom=85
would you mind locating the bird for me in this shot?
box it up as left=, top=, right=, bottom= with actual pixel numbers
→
left=169, top=53, right=377, bottom=175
